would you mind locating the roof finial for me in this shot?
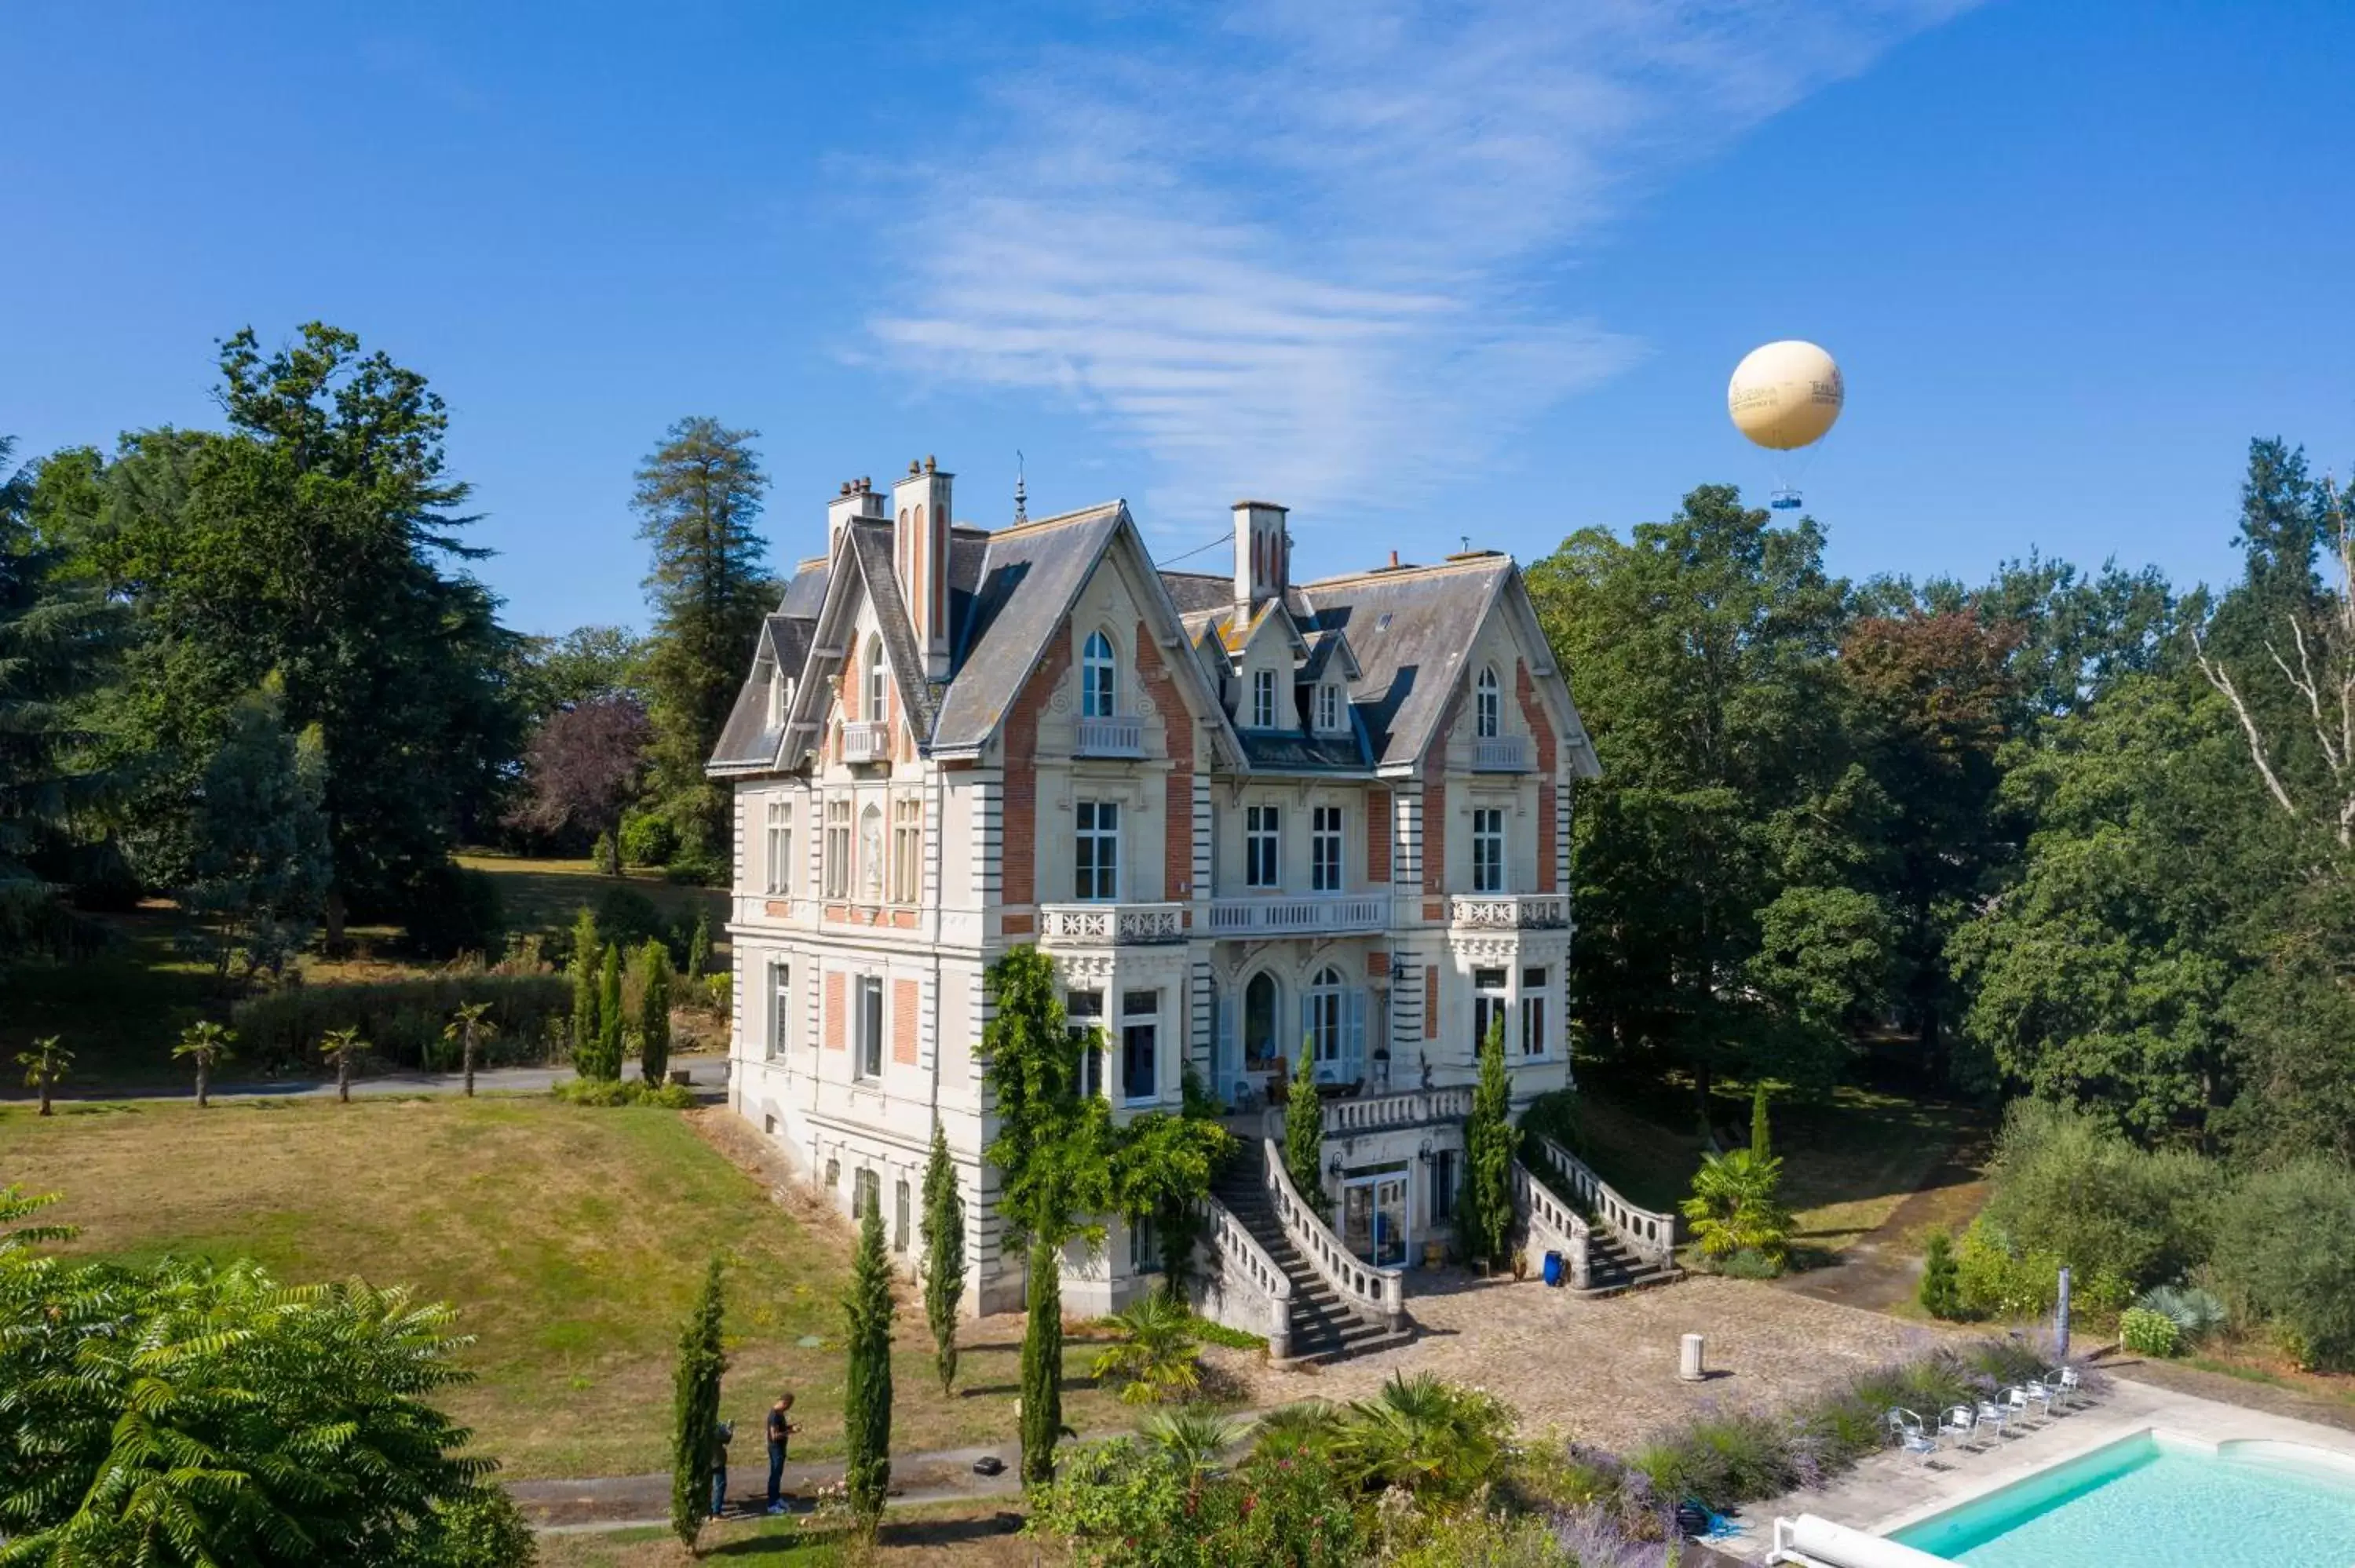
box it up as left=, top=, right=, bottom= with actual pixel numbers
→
left=1013, top=450, right=1028, bottom=525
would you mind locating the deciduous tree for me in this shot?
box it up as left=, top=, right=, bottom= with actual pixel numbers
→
left=506, top=695, right=650, bottom=854
left=185, top=679, right=332, bottom=979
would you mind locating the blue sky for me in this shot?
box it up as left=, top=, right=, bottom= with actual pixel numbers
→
left=6, top=1, right=2352, bottom=635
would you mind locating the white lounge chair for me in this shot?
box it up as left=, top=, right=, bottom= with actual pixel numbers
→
left=1937, top=1405, right=1979, bottom=1449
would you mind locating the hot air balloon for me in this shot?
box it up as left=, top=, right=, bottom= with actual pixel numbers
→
left=1728, top=340, right=1843, bottom=509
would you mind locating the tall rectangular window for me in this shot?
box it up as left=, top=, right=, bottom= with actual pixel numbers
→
left=1129, top=1213, right=1160, bottom=1275
left=891, top=796, right=922, bottom=904
left=1473, top=967, right=1509, bottom=1053
left=1316, top=683, right=1339, bottom=732
left=853, top=1167, right=879, bottom=1220
left=856, top=975, right=884, bottom=1078
left=1067, top=991, right=1106, bottom=1098
left=823, top=799, right=851, bottom=898
left=769, top=961, right=790, bottom=1057
left=1433, top=1148, right=1458, bottom=1221
left=765, top=799, right=794, bottom=895
left=1246, top=804, right=1280, bottom=888
left=1471, top=807, right=1505, bottom=893
left=893, top=1178, right=911, bottom=1254
left=1251, top=668, right=1276, bottom=728
left=1310, top=806, right=1343, bottom=892
left=1521, top=966, right=1548, bottom=1057
left=1121, top=990, right=1158, bottom=1103
left=1075, top=800, right=1120, bottom=901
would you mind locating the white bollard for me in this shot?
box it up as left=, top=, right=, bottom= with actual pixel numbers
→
left=1679, top=1333, right=1707, bottom=1381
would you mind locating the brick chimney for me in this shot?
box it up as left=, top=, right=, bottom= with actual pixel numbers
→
left=892, top=457, right=953, bottom=680
left=827, top=477, right=884, bottom=557
left=1232, top=500, right=1289, bottom=615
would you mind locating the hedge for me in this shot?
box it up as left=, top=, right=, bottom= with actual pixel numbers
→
left=232, top=974, right=571, bottom=1072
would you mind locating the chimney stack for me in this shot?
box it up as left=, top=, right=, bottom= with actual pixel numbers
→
left=1232, top=500, right=1290, bottom=615
left=827, top=477, right=885, bottom=556
left=893, top=456, right=954, bottom=680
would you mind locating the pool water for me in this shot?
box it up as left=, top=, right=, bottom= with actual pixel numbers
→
left=1892, top=1431, right=2355, bottom=1567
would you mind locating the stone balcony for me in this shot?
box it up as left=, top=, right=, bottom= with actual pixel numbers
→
left=1075, top=713, right=1144, bottom=757
left=1471, top=735, right=1532, bottom=771
left=1448, top=893, right=1568, bottom=930
left=841, top=720, right=890, bottom=764
left=1037, top=901, right=1188, bottom=946
left=1207, top=893, right=1386, bottom=938
left=1318, top=1084, right=1473, bottom=1137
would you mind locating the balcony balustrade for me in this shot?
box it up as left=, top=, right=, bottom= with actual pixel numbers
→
left=1075, top=713, right=1144, bottom=757
left=1317, top=1085, right=1472, bottom=1137
left=1207, top=894, right=1385, bottom=937
left=1471, top=735, right=1532, bottom=771
left=841, top=720, right=891, bottom=764
left=1038, top=902, right=1188, bottom=946
left=1448, top=894, right=1568, bottom=930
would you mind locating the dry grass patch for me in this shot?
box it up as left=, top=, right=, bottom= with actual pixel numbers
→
left=1, top=1097, right=1148, bottom=1479
left=536, top=1504, right=1028, bottom=1567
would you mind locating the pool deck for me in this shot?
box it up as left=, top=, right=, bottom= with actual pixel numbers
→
left=1713, top=1372, right=2355, bottom=1560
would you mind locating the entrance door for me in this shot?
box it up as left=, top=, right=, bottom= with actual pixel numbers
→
left=1341, top=1169, right=1412, bottom=1267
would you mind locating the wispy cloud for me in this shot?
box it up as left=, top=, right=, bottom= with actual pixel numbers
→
left=869, top=0, right=1970, bottom=530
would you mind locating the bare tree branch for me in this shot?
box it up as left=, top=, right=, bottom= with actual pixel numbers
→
left=2194, top=627, right=2303, bottom=819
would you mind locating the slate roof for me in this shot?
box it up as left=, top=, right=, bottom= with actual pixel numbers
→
left=1289, top=556, right=1515, bottom=770
left=931, top=504, right=1126, bottom=753
left=842, top=518, right=942, bottom=742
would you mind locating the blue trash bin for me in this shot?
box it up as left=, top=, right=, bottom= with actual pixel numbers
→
left=1542, top=1250, right=1565, bottom=1288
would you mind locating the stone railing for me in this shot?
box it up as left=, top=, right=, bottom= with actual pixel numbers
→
left=841, top=720, right=891, bottom=764
left=1539, top=1134, right=1678, bottom=1268
left=1209, top=894, right=1386, bottom=937
left=1513, top=1159, right=1591, bottom=1288
left=1075, top=714, right=1144, bottom=757
left=1448, top=894, right=1569, bottom=930
left=1262, top=1139, right=1406, bottom=1332
left=1472, top=735, right=1532, bottom=771
left=1195, top=1195, right=1294, bottom=1361
left=1037, top=902, right=1187, bottom=946
left=1319, top=1085, right=1473, bottom=1137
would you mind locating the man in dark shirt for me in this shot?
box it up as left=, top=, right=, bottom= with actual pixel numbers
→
left=710, top=1419, right=732, bottom=1519
left=765, top=1391, right=799, bottom=1515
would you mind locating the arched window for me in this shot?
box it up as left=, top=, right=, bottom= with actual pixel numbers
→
left=1475, top=665, right=1501, bottom=739
left=859, top=803, right=883, bottom=902
left=1082, top=630, right=1117, bottom=719
left=1244, top=972, right=1280, bottom=1070
left=1307, top=966, right=1345, bottom=1074
left=865, top=636, right=888, bottom=720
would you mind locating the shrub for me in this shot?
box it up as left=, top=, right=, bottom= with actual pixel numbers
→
left=1919, top=1230, right=1963, bottom=1318
left=1680, top=1147, right=1792, bottom=1265
left=553, top=1078, right=694, bottom=1110
left=419, top=1490, right=539, bottom=1568
left=1980, top=1099, right=2213, bottom=1293
left=2119, top=1307, right=2182, bottom=1358
left=2208, top=1161, right=2355, bottom=1370
left=592, top=885, right=670, bottom=959
left=399, top=863, right=506, bottom=961
left=2135, top=1284, right=2226, bottom=1345
left=664, top=844, right=728, bottom=887
left=1090, top=1293, right=1203, bottom=1406
left=618, top=809, right=677, bottom=869
left=591, top=831, right=620, bottom=877
left=232, top=974, right=568, bottom=1073
left=1718, top=1247, right=1782, bottom=1280
left=1631, top=1408, right=1800, bottom=1508
left=1952, top=1217, right=2064, bottom=1320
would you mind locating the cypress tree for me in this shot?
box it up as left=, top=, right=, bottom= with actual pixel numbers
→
left=843, top=1199, right=895, bottom=1524
left=1751, top=1082, right=1773, bottom=1161
left=1018, top=1240, right=1063, bottom=1489
left=670, top=1255, right=728, bottom=1550
left=920, top=1119, right=966, bottom=1393
left=1458, top=1018, right=1516, bottom=1271
left=638, top=939, right=674, bottom=1085
left=568, top=906, right=600, bottom=1066
left=596, top=942, right=624, bottom=1081
left=687, top=909, right=711, bottom=983
left=1283, top=1043, right=1327, bottom=1219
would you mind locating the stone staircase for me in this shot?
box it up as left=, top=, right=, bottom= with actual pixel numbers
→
left=1517, top=1134, right=1685, bottom=1296
left=1575, top=1223, right=1683, bottom=1296
left=1207, top=1160, right=1411, bottom=1364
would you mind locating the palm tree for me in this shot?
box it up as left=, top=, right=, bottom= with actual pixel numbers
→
left=444, top=1001, right=496, bottom=1097
left=1328, top=1372, right=1512, bottom=1503
left=17, top=1036, right=71, bottom=1116
left=1144, top=1409, right=1239, bottom=1497
left=1088, top=1292, right=1203, bottom=1406
left=173, top=1022, right=234, bottom=1108
left=319, top=1026, right=367, bottom=1103
left=1680, top=1146, right=1792, bottom=1265
left=1247, top=1398, right=1342, bottom=1461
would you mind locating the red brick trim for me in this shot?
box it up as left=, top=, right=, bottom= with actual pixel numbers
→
left=1422, top=676, right=1467, bottom=895
left=824, top=972, right=845, bottom=1051
left=1367, top=787, right=1391, bottom=884
left=1423, top=966, right=1440, bottom=1040
left=892, top=979, right=919, bottom=1064
left=1134, top=621, right=1196, bottom=899
left=1001, top=626, right=1075, bottom=910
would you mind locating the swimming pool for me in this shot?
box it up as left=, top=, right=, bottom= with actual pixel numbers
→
left=1890, top=1429, right=2355, bottom=1566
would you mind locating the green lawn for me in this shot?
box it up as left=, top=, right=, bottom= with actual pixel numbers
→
left=457, top=853, right=729, bottom=949
left=1565, top=1069, right=1980, bottom=1264
left=1, top=1097, right=1142, bottom=1479
left=538, top=1504, right=1027, bottom=1567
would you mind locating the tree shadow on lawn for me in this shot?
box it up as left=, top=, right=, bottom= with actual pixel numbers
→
left=706, top=1510, right=1024, bottom=1559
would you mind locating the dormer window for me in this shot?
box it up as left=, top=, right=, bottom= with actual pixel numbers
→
left=1315, top=682, right=1340, bottom=733
left=1082, top=630, right=1117, bottom=718
left=1251, top=668, right=1276, bottom=729
left=1475, top=666, right=1501, bottom=739
left=865, top=636, right=888, bottom=720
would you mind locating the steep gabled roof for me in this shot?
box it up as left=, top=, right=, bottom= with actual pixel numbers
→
left=932, top=504, right=1126, bottom=753
left=709, top=596, right=820, bottom=774
left=1293, top=556, right=1513, bottom=770
left=769, top=518, right=941, bottom=765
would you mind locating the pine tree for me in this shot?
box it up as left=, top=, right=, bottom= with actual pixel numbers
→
left=1458, top=1018, right=1516, bottom=1272
left=1751, top=1082, right=1773, bottom=1161
left=638, top=939, right=673, bottom=1085
left=1019, top=1240, right=1064, bottom=1489
left=1283, top=1044, right=1327, bottom=1220
left=596, top=942, right=624, bottom=1081
left=633, top=418, right=775, bottom=862
left=920, top=1120, right=966, bottom=1394
left=843, top=1199, right=895, bottom=1524
left=670, top=1256, right=728, bottom=1550
left=1919, top=1229, right=1962, bottom=1319
left=568, top=906, right=601, bottom=1067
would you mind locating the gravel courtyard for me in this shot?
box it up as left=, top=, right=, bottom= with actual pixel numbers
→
left=1206, top=1271, right=1941, bottom=1449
